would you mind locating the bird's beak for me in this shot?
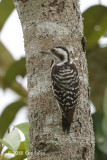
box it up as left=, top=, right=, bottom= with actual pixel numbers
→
left=40, top=51, right=52, bottom=54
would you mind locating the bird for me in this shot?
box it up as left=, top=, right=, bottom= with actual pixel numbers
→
left=40, top=46, right=79, bottom=133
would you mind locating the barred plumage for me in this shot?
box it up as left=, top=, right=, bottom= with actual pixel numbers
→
left=40, top=46, right=79, bottom=133
left=51, top=60, right=79, bottom=133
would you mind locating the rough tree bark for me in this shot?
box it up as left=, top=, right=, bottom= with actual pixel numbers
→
left=14, top=0, right=95, bottom=159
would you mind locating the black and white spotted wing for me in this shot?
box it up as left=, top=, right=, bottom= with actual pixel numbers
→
left=51, top=62, right=79, bottom=112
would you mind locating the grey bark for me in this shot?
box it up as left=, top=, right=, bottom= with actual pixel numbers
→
left=14, top=0, right=95, bottom=159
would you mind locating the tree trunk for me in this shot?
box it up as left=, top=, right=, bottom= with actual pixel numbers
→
left=14, top=0, right=95, bottom=159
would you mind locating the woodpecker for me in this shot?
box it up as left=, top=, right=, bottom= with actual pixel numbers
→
left=40, top=46, right=79, bottom=133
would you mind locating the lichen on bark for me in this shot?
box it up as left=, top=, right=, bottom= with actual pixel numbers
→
left=14, top=0, right=95, bottom=159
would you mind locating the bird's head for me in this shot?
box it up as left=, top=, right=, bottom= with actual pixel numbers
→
left=40, top=46, right=70, bottom=63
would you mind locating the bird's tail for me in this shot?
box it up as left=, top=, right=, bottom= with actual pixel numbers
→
left=62, top=108, right=75, bottom=133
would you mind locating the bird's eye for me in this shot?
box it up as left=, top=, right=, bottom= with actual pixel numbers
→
left=51, top=48, right=55, bottom=53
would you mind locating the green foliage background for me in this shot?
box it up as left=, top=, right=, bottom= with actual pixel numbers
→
left=0, top=0, right=107, bottom=159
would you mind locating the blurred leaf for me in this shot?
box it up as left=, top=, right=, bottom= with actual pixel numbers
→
left=102, top=117, right=107, bottom=138
left=16, top=141, right=26, bottom=152
left=0, top=156, right=8, bottom=160
left=103, top=30, right=107, bottom=37
left=0, top=142, right=2, bottom=153
left=92, top=112, right=103, bottom=133
left=0, top=74, right=28, bottom=97
left=95, top=146, right=107, bottom=160
left=0, top=42, right=14, bottom=74
left=4, top=57, right=26, bottom=83
left=0, top=0, right=14, bottom=31
left=0, top=42, right=27, bottom=97
left=16, top=122, right=29, bottom=151
left=0, top=42, right=14, bottom=87
left=9, top=154, right=27, bottom=160
left=93, top=112, right=107, bottom=154
left=97, top=138, right=107, bottom=154
left=83, top=5, right=107, bottom=50
left=87, top=47, right=107, bottom=112
left=5, top=142, right=27, bottom=160
left=0, top=129, right=21, bottom=152
left=103, top=88, right=107, bottom=117
left=0, top=99, right=27, bottom=138
left=5, top=141, right=25, bottom=153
